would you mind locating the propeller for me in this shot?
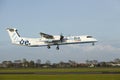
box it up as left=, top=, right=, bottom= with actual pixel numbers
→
left=60, top=33, right=64, bottom=42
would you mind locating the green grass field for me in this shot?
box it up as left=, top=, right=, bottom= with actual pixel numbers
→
left=0, top=74, right=120, bottom=80
left=0, top=68, right=120, bottom=80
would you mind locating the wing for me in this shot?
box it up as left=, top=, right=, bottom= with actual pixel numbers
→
left=40, top=32, right=54, bottom=39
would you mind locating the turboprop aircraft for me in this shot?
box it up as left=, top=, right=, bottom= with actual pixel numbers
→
left=6, top=28, right=97, bottom=50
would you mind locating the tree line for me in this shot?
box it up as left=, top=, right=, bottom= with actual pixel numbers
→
left=0, top=58, right=120, bottom=68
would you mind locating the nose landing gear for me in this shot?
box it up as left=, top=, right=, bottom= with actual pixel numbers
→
left=92, top=42, right=95, bottom=46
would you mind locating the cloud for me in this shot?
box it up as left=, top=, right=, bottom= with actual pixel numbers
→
left=64, top=43, right=120, bottom=62
left=68, top=43, right=120, bottom=53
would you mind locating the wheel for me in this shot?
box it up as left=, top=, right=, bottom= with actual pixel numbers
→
left=56, top=45, right=59, bottom=50
left=92, top=42, right=95, bottom=46
left=47, top=45, right=51, bottom=49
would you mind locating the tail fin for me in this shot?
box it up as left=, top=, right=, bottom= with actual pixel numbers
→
left=6, top=28, right=21, bottom=44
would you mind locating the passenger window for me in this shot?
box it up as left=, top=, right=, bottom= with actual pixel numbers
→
left=74, top=37, right=80, bottom=40
left=74, top=37, right=77, bottom=40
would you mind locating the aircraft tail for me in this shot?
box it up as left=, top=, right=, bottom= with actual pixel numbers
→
left=6, top=28, right=21, bottom=44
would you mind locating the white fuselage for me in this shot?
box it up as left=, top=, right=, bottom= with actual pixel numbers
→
left=6, top=28, right=97, bottom=50
left=18, top=35, right=97, bottom=47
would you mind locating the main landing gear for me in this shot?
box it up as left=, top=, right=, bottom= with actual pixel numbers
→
left=47, top=45, right=51, bottom=49
left=47, top=45, right=59, bottom=50
left=56, top=45, right=59, bottom=50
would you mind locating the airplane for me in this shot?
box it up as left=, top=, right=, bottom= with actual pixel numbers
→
left=6, top=28, right=97, bottom=50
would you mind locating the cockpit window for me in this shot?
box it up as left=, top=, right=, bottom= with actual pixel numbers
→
left=87, top=36, right=92, bottom=38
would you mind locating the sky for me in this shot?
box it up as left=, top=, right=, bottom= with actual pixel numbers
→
left=0, top=0, right=120, bottom=63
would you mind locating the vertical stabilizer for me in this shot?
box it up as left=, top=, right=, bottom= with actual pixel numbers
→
left=6, top=28, right=21, bottom=44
